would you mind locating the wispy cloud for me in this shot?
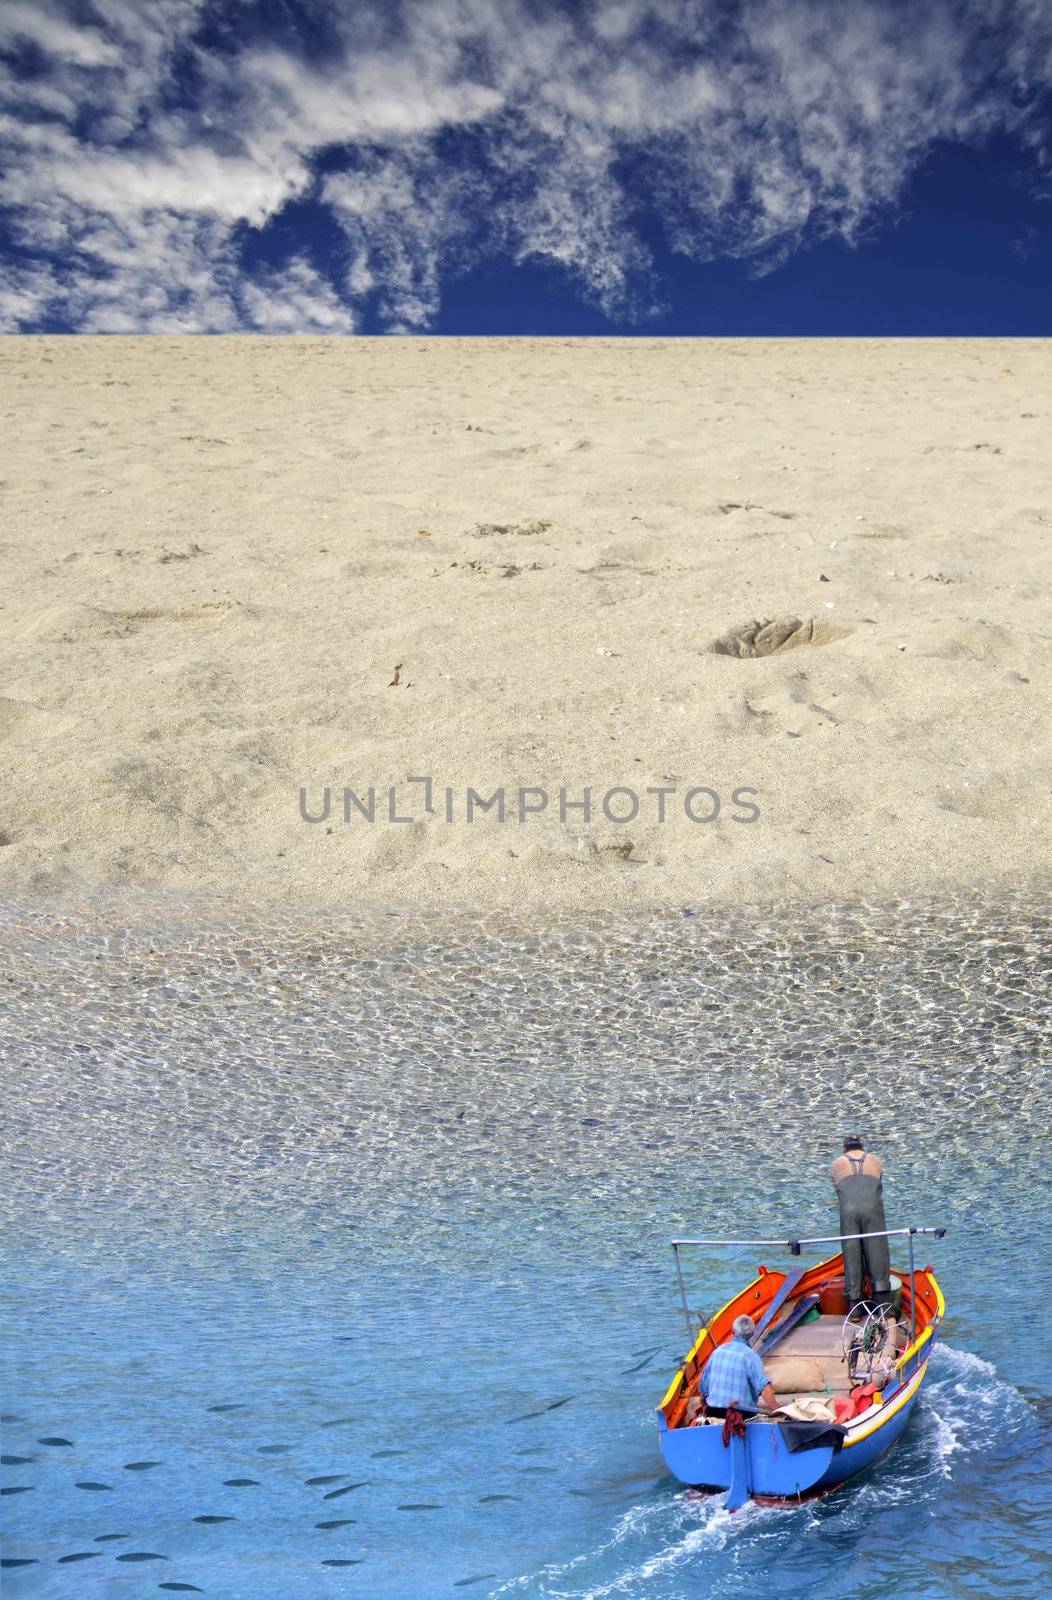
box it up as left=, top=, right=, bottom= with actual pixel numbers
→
left=0, top=0, right=1049, bottom=331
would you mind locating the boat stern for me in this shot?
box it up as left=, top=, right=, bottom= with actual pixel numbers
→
left=658, top=1413, right=838, bottom=1500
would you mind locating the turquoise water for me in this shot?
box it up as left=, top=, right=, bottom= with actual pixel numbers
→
left=2, top=896, right=1050, bottom=1598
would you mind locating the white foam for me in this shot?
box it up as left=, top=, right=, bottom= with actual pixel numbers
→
left=495, top=1490, right=792, bottom=1599
left=929, top=1405, right=963, bottom=1476
left=919, top=1341, right=1029, bottom=1469
left=935, top=1343, right=998, bottom=1383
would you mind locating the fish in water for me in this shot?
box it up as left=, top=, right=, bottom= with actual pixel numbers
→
left=321, top=1559, right=364, bottom=1566
left=159, top=1585, right=205, bottom=1592
left=116, top=1551, right=169, bottom=1562
left=206, top=1404, right=246, bottom=1413
left=454, top=1578, right=498, bottom=1589
left=315, top=1519, right=357, bottom=1530
left=94, top=1534, right=129, bottom=1542
left=477, top=1493, right=517, bottom=1503
left=1, top=1559, right=38, bottom=1569
left=37, top=1436, right=74, bottom=1446
left=192, top=1515, right=236, bottom=1524
left=0, top=1486, right=33, bottom=1495
left=619, top=1352, right=658, bottom=1374
left=322, top=1482, right=369, bottom=1500
left=1, top=1454, right=34, bottom=1465
left=370, top=1449, right=407, bottom=1458
left=508, top=1395, right=574, bottom=1421
left=257, top=1444, right=293, bottom=1455
left=222, top=1478, right=260, bottom=1487
left=75, top=1481, right=114, bottom=1491
left=320, top=1417, right=355, bottom=1427
left=305, top=1475, right=345, bottom=1485
left=123, top=1460, right=162, bottom=1470
left=397, top=1503, right=441, bottom=1511
left=629, top=1344, right=661, bottom=1358
left=58, top=1552, right=104, bottom=1563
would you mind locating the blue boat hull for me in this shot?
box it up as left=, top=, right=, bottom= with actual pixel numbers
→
left=659, top=1353, right=931, bottom=1504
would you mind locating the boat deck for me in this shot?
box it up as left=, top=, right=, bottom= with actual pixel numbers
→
left=767, top=1313, right=853, bottom=1397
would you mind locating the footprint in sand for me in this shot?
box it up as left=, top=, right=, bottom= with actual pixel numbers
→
left=471, top=520, right=552, bottom=537
left=20, top=600, right=252, bottom=646
left=711, top=617, right=852, bottom=657
left=717, top=501, right=795, bottom=519
left=496, top=438, right=591, bottom=458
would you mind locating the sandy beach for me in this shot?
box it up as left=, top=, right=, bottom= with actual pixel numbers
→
left=1, top=336, right=1048, bottom=915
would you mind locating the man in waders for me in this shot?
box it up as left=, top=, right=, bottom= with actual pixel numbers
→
left=830, top=1135, right=893, bottom=1318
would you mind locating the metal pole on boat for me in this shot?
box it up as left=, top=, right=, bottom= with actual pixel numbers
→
left=672, top=1242, right=695, bottom=1344
left=671, top=1227, right=946, bottom=1249
left=908, top=1228, right=917, bottom=1348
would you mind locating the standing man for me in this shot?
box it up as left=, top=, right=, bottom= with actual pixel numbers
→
left=830, top=1135, right=893, bottom=1316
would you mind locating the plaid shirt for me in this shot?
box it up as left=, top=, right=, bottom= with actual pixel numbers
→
left=700, top=1334, right=769, bottom=1409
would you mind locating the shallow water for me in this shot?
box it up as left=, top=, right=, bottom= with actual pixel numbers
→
left=1, top=894, right=1050, bottom=1598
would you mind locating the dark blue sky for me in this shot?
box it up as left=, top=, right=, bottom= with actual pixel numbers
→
left=242, top=125, right=1052, bottom=336
left=1, top=1, right=1049, bottom=334
left=429, top=135, right=1052, bottom=336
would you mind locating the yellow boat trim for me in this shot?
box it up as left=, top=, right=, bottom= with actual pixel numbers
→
left=658, top=1370, right=683, bottom=1409
left=657, top=1269, right=760, bottom=1411
left=657, top=1254, right=843, bottom=1414
left=895, top=1269, right=945, bottom=1373
left=842, top=1357, right=928, bottom=1446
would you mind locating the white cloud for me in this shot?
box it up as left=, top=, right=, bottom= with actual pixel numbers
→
left=0, top=255, right=63, bottom=326
left=0, top=0, right=1049, bottom=331
left=0, top=0, right=121, bottom=66
left=239, top=255, right=357, bottom=332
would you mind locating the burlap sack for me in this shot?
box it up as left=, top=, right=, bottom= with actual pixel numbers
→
left=765, top=1355, right=825, bottom=1393
left=776, top=1395, right=838, bottom=1422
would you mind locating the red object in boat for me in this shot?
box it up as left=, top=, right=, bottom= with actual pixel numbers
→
left=833, top=1382, right=880, bottom=1422
left=818, top=1279, right=850, bottom=1316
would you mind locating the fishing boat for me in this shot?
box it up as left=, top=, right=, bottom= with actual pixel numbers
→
left=656, top=1226, right=946, bottom=1510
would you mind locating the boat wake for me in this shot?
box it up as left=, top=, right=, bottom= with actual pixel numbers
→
left=491, top=1492, right=775, bottom=1600
left=495, top=1344, right=1037, bottom=1600
left=921, top=1342, right=1033, bottom=1476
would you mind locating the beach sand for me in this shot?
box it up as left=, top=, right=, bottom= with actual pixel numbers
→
left=1, top=336, right=1049, bottom=915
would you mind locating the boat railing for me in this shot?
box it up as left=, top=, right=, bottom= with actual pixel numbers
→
left=670, top=1226, right=947, bottom=1349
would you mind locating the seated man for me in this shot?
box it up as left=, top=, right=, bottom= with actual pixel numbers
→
left=698, top=1314, right=779, bottom=1415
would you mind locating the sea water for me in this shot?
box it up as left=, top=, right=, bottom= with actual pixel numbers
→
left=1, top=895, right=1049, bottom=1599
